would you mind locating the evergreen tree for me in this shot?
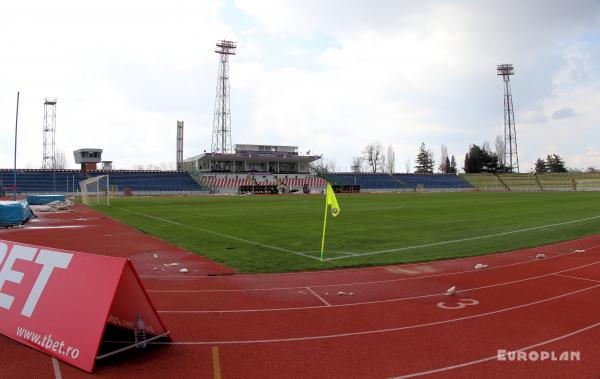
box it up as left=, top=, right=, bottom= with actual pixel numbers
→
left=464, top=144, right=499, bottom=173
left=546, top=154, right=567, bottom=173
left=534, top=158, right=547, bottom=173
left=449, top=155, right=457, bottom=174
left=414, top=142, right=435, bottom=173
left=464, top=145, right=483, bottom=173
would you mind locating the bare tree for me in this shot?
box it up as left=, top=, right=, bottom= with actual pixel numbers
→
left=310, top=157, right=336, bottom=175
left=405, top=158, right=411, bottom=173
left=495, top=135, right=506, bottom=168
left=53, top=150, right=67, bottom=169
left=363, top=142, right=385, bottom=173
left=326, top=159, right=337, bottom=173
left=482, top=141, right=491, bottom=154
left=385, top=145, right=396, bottom=173
left=438, top=144, right=449, bottom=173
left=351, top=156, right=364, bottom=173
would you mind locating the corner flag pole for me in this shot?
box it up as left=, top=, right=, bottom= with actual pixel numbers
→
left=13, top=91, right=20, bottom=201
left=320, top=195, right=329, bottom=261
left=320, top=183, right=340, bottom=261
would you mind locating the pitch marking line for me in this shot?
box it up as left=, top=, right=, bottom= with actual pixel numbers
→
left=157, top=259, right=600, bottom=313
left=147, top=245, right=600, bottom=292
left=392, top=320, right=600, bottom=378
left=139, top=233, right=600, bottom=279
left=51, top=358, right=62, bottom=379
left=212, top=346, right=222, bottom=379
left=325, top=214, right=600, bottom=261
left=136, top=285, right=600, bottom=344
left=305, top=286, right=332, bottom=306
left=112, top=206, right=320, bottom=261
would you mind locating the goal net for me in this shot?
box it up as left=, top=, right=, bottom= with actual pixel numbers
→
left=79, top=175, right=110, bottom=206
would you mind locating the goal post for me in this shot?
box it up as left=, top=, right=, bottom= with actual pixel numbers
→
left=79, top=175, right=110, bottom=206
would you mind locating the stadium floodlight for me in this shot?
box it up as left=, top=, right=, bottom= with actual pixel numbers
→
left=497, top=63, right=519, bottom=173
left=496, top=64, right=514, bottom=76
left=214, top=40, right=237, bottom=55
left=211, top=40, right=237, bottom=154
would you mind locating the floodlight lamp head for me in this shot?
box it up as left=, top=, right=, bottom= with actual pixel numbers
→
left=215, top=40, right=237, bottom=55
left=497, top=64, right=514, bottom=76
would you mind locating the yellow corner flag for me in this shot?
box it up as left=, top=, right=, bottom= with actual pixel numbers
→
left=326, top=183, right=341, bottom=218
left=321, top=183, right=341, bottom=261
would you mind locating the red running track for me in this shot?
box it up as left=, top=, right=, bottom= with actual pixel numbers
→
left=1, top=205, right=600, bottom=378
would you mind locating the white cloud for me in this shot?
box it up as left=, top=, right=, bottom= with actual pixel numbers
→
left=2, top=0, right=600, bottom=173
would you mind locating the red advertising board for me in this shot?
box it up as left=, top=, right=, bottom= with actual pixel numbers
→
left=0, top=239, right=170, bottom=372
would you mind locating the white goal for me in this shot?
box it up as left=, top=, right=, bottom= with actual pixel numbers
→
left=79, top=175, right=110, bottom=206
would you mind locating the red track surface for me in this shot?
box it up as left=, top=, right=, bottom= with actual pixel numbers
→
left=1, top=205, right=600, bottom=378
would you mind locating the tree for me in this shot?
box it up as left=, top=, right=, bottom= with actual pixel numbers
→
left=546, top=154, right=567, bottom=173
left=534, top=158, right=547, bottom=173
left=439, top=144, right=449, bottom=173
left=405, top=159, right=411, bottom=173
left=464, top=145, right=483, bottom=173
left=385, top=145, right=396, bottom=173
left=495, top=135, right=506, bottom=169
left=351, top=156, right=363, bottom=173
left=449, top=155, right=457, bottom=174
left=310, top=157, right=336, bottom=175
left=53, top=150, right=67, bottom=169
left=464, top=144, right=499, bottom=173
left=414, top=142, right=435, bottom=173
left=363, top=142, right=385, bottom=173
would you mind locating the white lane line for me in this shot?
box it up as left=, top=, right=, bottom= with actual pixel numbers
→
left=391, top=320, right=600, bottom=378
left=305, top=287, right=331, bottom=306
left=326, top=215, right=600, bottom=261
left=52, top=358, right=62, bottom=379
left=554, top=273, right=600, bottom=284
left=138, top=232, right=600, bottom=279
left=147, top=246, right=598, bottom=293
left=112, top=206, right=320, bottom=261
left=157, top=260, right=600, bottom=313
left=28, top=225, right=88, bottom=230
left=137, top=285, right=600, bottom=344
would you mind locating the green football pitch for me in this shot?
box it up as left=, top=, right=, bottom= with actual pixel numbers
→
left=93, top=192, right=600, bottom=273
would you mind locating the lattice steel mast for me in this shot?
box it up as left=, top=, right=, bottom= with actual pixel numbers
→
left=211, top=40, right=236, bottom=154
left=42, top=97, right=57, bottom=169
left=497, top=64, right=519, bottom=173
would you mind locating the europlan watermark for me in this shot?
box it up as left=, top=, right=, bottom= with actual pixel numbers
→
left=497, top=350, right=581, bottom=362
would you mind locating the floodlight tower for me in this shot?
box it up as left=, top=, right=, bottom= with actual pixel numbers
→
left=211, top=40, right=236, bottom=154
left=497, top=64, right=519, bottom=173
left=42, top=97, right=57, bottom=169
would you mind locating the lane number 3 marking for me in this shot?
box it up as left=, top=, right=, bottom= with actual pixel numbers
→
left=436, top=298, right=479, bottom=310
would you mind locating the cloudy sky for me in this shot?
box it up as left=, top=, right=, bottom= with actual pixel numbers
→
left=1, top=0, right=600, bottom=172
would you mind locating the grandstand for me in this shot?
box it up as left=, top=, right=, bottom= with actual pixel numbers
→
left=322, top=173, right=473, bottom=192
left=4, top=167, right=600, bottom=197
left=0, top=169, right=205, bottom=196
left=395, top=174, right=473, bottom=191
left=461, top=174, right=506, bottom=191
left=494, top=173, right=540, bottom=191
left=185, top=144, right=324, bottom=194
left=537, top=173, right=575, bottom=191
left=322, top=173, right=405, bottom=191
left=463, top=173, right=600, bottom=192
left=573, top=172, right=600, bottom=191
left=201, top=175, right=327, bottom=194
